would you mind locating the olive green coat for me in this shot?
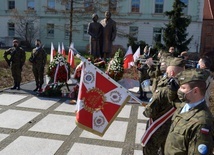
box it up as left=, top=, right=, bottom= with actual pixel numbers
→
left=165, top=101, right=214, bottom=155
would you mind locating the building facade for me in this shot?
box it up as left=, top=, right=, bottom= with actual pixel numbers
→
left=0, top=0, right=204, bottom=53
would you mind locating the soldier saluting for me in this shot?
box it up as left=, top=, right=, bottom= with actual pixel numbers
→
left=4, top=39, right=26, bottom=90
left=29, top=39, right=47, bottom=92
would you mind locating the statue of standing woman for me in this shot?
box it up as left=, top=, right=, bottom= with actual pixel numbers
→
left=87, top=13, right=103, bottom=59
left=100, top=11, right=117, bottom=60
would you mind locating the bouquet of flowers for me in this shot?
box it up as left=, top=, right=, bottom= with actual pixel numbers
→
left=106, top=49, right=124, bottom=81
left=47, top=54, right=70, bottom=83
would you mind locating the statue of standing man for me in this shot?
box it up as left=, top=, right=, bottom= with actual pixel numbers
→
left=100, top=11, right=117, bottom=60
left=87, top=13, right=103, bottom=59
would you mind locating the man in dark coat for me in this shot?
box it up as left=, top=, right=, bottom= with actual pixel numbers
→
left=100, top=11, right=117, bottom=59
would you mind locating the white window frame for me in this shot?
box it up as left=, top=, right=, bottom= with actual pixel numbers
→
left=131, top=0, right=140, bottom=13
left=47, top=23, right=54, bottom=38
left=8, top=23, right=15, bottom=36
left=27, top=0, right=35, bottom=10
left=153, top=27, right=162, bottom=44
left=8, top=0, right=15, bottom=10
left=154, top=0, right=164, bottom=14
left=129, top=26, right=138, bottom=40
left=47, top=0, right=55, bottom=9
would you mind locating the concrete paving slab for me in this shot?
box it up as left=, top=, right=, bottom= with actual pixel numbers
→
left=0, top=94, right=27, bottom=106
left=80, top=120, right=128, bottom=142
left=134, top=150, right=143, bottom=155
left=29, top=114, right=76, bottom=135
left=0, top=134, right=9, bottom=142
left=135, top=123, right=147, bottom=144
left=117, top=105, right=131, bottom=118
left=0, top=109, right=40, bottom=129
left=67, top=143, right=122, bottom=155
left=0, top=136, right=63, bottom=155
left=54, top=100, right=77, bottom=113
left=138, top=106, right=149, bottom=120
left=17, top=97, right=60, bottom=110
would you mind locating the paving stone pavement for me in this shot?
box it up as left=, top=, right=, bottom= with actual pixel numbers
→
left=0, top=81, right=149, bottom=155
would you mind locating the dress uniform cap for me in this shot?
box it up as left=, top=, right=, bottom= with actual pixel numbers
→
left=176, top=69, right=210, bottom=85
left=167, top=57, right=186, bottom=67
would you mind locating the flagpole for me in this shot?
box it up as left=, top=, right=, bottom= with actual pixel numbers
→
left=72, top=47, right=146, bottom=107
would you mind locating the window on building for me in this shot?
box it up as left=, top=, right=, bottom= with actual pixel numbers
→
left=180, top=0, right=188, bottom=15
left=8, top=0, right=15, bottom=10
left=110, top=0, right=117, bottom=12
left=8, top=23, right=15, bottom=36
left=65, top=2, right=71, bottom=11
left=129, top=26, right=138, bottom=40
left=131, top=0, right=140, bottom=13
left=47, top=23, right=54, bottom=38
left=155, top=0, right=164, bottom=13
left=65, top=24, right=70, bottom=39
left=153, top=28, right=162, bottom=43
left=84, top=0, right=93, bottom=12
left=47, top=0, right=55, bottom=9
left=83, top=24, right=89, bottom=39
left=27, top=0, right=34, bottom=10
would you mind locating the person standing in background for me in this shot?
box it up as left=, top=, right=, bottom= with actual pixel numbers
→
left=29, top=39, right=47, bottom=92
left=4, top=39, right=26, bottom=90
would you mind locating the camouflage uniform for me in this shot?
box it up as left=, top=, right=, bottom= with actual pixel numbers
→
left=165, top=101, right=214, bottom=155
left=142, top=57, right=185, bottom=155
left=30, top=46, right=47, bottom=90
left=165, top=69, right=214, bottom=155
left=4, top=46, right=26, bottom=89
left=135, top=54, right=150, bottom=100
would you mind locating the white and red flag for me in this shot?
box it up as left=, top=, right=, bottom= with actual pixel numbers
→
left=61, top=42, right=66, bottom=57
left=133, top=46, right=140, bottom=62
left=58, top=42, right=61, bottom=54
left=68, top=42, right=75, bottom=69
left=50, top=42, right=56, bottom=62
left=75, top=60, right=131, bottom=136
left=123, top=46, right=134, bottom=69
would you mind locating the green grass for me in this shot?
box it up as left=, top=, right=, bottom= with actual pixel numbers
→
left=0, top=49, right=83, bottom=65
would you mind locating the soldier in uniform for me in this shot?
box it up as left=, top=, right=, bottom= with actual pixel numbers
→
left=29, top=39, right=47, bottom=92
left=135, top=46, right=151, bottom=100
left=142, top=57, right=185, bottom=155
left=87, top=13, right=103, bottom=59
left=165, top=69, right=214, bottom=155
left=4, top=39, right=26, bottom=90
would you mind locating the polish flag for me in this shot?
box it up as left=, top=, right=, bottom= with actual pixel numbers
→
left=61, top=42, right=66, bottom=57
left=76, top=60, right=131, bottom=136
left=68, top=42, right=75, bottom=69
left=123, top=46, right=134, bottom=69
left=58, top=42, right=61, bottom=54
left=50, top=42, right=56, bottom=62
left=133, top=46, right=140, bottom=62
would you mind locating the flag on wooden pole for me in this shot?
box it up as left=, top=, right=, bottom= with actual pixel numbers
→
left=123, top=46, right=134, bottom=69
left=75, top=60, right=131, bottom=136
left=68, top=42, right=75, bottom=68
left=61, top=42, right=66, bottom=57
left=50, top=42, right=56, bottom=63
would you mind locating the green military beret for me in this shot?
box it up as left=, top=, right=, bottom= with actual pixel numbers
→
left=166, top=57, right=186, bottom=67
left=176, top=69, right=210, bottom=85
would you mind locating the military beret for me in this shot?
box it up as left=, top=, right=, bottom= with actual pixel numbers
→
left=176, top=69, right=210, bottom=85
left=167, top=57, right=186, bottom=67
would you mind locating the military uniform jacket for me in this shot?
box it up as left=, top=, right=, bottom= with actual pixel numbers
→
left=31, top=47, right=47, bottom=67
left=143, top=76, right=177, bottom=120
left=165, top=101, right=214, bottom=155
left=4, top=47, right=26, bottom=67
